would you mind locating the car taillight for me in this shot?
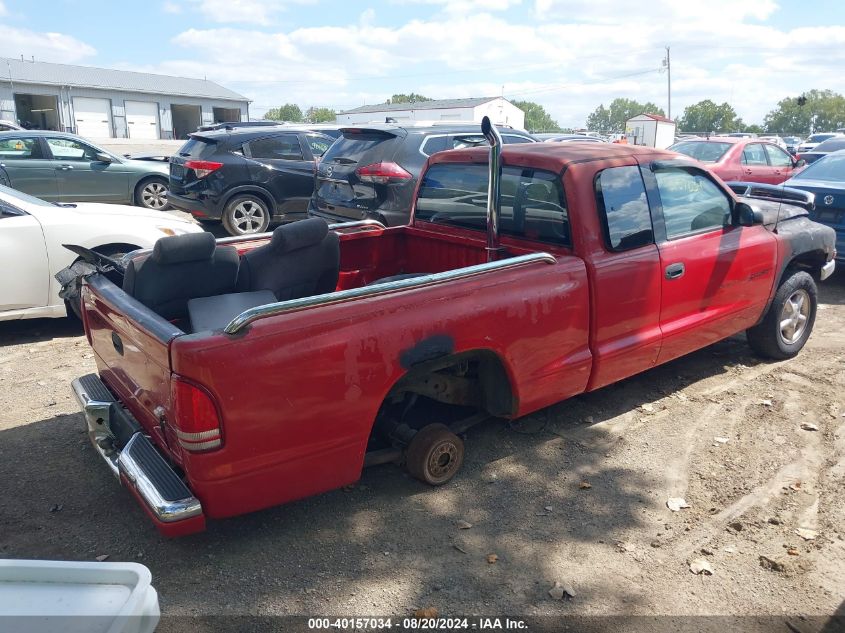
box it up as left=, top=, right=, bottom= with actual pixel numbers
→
left=355, top=161, right=412, bottom=184
left=184, top=160, right=223, bottom=178
left=171, top=377, right=222, bottom=452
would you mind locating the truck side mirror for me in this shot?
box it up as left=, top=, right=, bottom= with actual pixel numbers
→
left=736, top=202, right=764, bottom=226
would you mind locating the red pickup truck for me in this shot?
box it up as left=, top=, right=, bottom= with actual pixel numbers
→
left=66, top=119, right=836, bottom=537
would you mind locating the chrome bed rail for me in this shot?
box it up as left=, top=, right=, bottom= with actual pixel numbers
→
left=223, top=251, right=557, bottom=335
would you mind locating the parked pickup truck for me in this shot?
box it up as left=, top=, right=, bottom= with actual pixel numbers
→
left=65, top=118, right=836, bottom=537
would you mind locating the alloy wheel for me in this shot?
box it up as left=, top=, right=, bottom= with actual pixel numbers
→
left=778, top=288, right=810, bottom=345
left=141, top=181, right=168, bottom=209
left=232, top=200, right=267, bottom=234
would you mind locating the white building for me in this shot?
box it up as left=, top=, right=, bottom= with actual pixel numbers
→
left=337, top=97, right=525, bottom=129
left=0, top=57, right=250, bottom=140
left=625, top=113, right=676, bottom=149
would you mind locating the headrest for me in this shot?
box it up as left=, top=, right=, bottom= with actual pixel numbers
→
left=269, top=218, right=330, bottom=253
left=152, top=232, right=216, bottom=264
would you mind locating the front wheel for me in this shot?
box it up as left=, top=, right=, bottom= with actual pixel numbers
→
left=222, top=195, right=271, bottom=236
left=747, top=270, right=817, bottom=360
left=405, top=423, right=465, bottom=486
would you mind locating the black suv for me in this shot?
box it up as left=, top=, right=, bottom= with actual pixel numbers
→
left=308, top=124, right=535, bottom=226
left=168, top=128, right=335, bottom=236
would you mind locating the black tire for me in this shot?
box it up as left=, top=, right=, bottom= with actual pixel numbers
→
left=405, top=423, right=465, bottom=486
left=747, top=270, right=817, bottom=360
left=222, top=194, right=271, bottom=236
left=135, top=177, right=171, bottom=211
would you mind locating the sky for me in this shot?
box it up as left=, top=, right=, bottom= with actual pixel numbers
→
left=1, top=0, right=844, bottom=128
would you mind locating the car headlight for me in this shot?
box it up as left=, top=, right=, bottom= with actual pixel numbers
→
left=157, top=224, right=195, bottom=236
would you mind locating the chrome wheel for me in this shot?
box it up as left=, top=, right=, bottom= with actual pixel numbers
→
left=231, top=200, right=267, bottom=234
left=141, top=181, right=168, bottom=209
left=779, top=288, right=810, bottom=345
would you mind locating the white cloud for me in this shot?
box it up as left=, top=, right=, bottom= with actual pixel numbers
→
left=128, top=5, right=845, bottom=129
left=162, top=1, right=182, bottom=14
left=0, top=2, right=7, bottom=17
left=0, top=27, right=96, bottom=63
left=184, top=0, right=315, bottom=25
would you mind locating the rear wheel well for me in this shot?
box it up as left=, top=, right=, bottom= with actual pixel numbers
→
left=367, top=350, right=515, bottom=452
left=221, top=187, right=275, bottom=214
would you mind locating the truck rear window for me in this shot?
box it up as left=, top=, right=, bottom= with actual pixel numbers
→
left=415, top=163, right=569, bottom=246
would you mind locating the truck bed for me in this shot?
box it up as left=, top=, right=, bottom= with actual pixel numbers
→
left=80, top=223, right=590, bottom=528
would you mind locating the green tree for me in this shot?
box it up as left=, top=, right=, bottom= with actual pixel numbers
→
left=764, top=89, right=845, bottom=135
left=586, top=98, right=665, bottom=134
left=744, top=123, right=764, bottom=135
left=510, top=100, right=561, bottom=133
left=264, top=103, right=303, bottom=122
left=304, top=106, right=336, bottom=123
left=386, top=93, right=432, bottom=105
left=677, top=100, right=739, bottom=133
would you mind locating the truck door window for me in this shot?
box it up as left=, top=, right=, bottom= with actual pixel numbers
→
left=416, top=163, right=569, bottom=245
left=654, top=167, right=732, bottom=239
left=594, top=166, right=653, bottom=251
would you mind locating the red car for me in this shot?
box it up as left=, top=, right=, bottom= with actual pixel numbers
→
left=669, top=137, right=805, bottom=185
left=65, top=120, right=835, bottom=537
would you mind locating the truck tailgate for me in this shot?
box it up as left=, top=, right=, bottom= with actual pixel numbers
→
left=81, top=273, right=182, bottom=444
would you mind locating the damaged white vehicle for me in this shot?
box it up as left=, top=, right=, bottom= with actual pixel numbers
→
left=0, top=185, right=202, bottom=321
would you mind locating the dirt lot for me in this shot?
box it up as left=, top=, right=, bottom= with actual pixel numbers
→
left=1, top=272, right=844, bottom=632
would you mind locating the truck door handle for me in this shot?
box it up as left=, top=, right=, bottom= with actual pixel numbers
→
left=665, top=262, right=685, bottom=280
left=58, top=164, right=73, bottom=171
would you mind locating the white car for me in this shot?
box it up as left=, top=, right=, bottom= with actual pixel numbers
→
left=0, top=184, right=203, bottom=321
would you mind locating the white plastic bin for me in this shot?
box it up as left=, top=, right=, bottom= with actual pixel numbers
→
left=0, top=559, right=159, bottom=633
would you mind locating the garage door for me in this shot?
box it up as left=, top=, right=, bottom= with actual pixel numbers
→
left=73, top=97, right=112, bottom=138
left=125, top=101, right=159, bottom=140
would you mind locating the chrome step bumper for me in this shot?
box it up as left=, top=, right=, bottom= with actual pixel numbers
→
left=71, top=374, right=203, bottom=524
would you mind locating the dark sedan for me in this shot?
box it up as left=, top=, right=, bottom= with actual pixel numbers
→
left=0, top=130, right=170, bottom=209
left=783, top=149, right=845, bottom=260
left=795, top=137, right=845, bottom=165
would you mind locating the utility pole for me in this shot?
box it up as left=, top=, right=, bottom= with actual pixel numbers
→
left=663, top=46, right=671, bottom=120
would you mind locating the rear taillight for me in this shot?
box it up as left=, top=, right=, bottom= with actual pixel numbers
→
left=171, top=377, right=222, bottom=452
left=184, top=160, right=223, bottom=178
left=355, top=161, right=412, bottom=184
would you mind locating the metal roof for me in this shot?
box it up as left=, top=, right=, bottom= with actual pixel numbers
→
left=1, top=57, right=248, bottom=102
left=339, top=96, right=505, bottom=115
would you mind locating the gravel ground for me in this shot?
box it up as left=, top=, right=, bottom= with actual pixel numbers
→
left=1, top=271, right=844, bottom=632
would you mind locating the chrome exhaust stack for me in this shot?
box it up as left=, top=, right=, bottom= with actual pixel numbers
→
left=481, top=116, right=504, bottom=262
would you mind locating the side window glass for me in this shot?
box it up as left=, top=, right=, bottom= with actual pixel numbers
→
left=655, top=167, right=732, bottom=239
left=420, top=136, right=449, bottom=156
left=765, top=144, right=792, bottom=167
left=595, top=166, right=653, bottom=251
left=741, top=143, right=768, bottom=166
left=46, top=138, right=98, bottom=161
left=249, top=135, right=304, bottom=161
left=306, top=135, right=331, bottom=158
left=451, top=134, right=487, bottom=150
left=503, top=135, right=534, bottom=144
left=0, top=137, right=44, bottom=160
